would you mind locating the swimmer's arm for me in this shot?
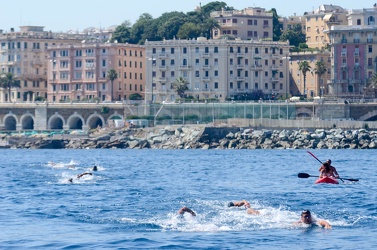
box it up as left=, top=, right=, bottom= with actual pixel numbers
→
left=246, top=208, right=260, bottom=215
left=317, top=219, right=332, bottom=229
left=177, top=206, right=196, bottom=216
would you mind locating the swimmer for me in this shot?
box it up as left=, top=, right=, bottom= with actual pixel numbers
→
left=228, top=200, right=260, bottom=215
left=92, top=166, right=98, bottom=171
left=177, top=206, right=196, bottom=216
left=295, top=210, right=332, bottom=229
left=77, top=172, right=93, bottom=179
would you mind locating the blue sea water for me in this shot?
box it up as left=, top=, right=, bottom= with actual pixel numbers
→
left=1, top=149, right=376, bottom=249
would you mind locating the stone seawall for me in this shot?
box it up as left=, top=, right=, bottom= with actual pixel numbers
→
left=3, top=126, right=377, bottom=149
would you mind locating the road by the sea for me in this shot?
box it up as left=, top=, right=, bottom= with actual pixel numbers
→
left=1, top=149, right=376, bottom=249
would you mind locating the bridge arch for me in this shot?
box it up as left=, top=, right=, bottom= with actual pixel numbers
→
left=67, top=112, right=84, bottom=130
left=87, top=112, right=106, bottom=129
left=3, top=113, right=18, bottom=131
left=20, top=113, right=35, bottom=130
left=295, top=107, right=313, bottom=119
left=48, top=113, right=66, bottom=130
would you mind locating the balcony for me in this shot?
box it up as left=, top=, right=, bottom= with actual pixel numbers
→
left=367, top=38, right=373, bottom=43
left=158, top=65, right=167, bottom=70
left=158, top=53, right=167, bottom=58
left=271, top=64, right=279, bottom=70
left=354, top=52, right=359, bottom=57
left=158, top=77, right=168, bottom=82
left=179, top=65, right=191, bottom=70
left=251, top=65, right=263, bottom=70
left=354, top=39, right=360, bottom=43
left=271, top=77, right=279, bottom=82
left=31, top=60, right=44, bottom=66
left=202, top=64, right=210, bottom=69
left=236, top=53, right=244, bottom=57
left=201, top=76, right=211, bottom=82
left=236, top=76, right=244, bottom=81
left=201, top=53, right=211, bottom=58
left=341, top=52, right=347, bottom=57
left=236, top=64, right=244, bottom=69
left=341, top=39, right=347, bottom=44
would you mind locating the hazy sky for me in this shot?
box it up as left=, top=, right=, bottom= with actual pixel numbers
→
left=0, top=0, right=370, bottom=32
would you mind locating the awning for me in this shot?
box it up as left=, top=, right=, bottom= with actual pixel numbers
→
left=323, top=14, right=334, bottom=21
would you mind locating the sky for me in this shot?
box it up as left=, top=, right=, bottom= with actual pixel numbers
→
left=0, top=0, right=371, bottom=32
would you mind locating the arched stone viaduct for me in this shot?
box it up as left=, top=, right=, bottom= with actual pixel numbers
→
left=0, top=102, right=377, bottom=131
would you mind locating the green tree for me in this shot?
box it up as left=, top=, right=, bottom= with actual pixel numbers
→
left=177, top=23, right=201, bottom=39
left=0, top=72, right=20, bottom=102
left=157, top=12, right=188, bottom=39
left=269, top=8, right=282, bottom=41
left=111, top=20, right=132, bottom=43
left=131, top=13, right=159, bottom=44
left=129, top=93, right=143, bottom=100
left=279, top=24, right=306, bottom=47
left=298, top=61, right=312, bottom=98
left=107, top=69, right=118, bottom=102
left=314, top=61, right=327, bottom=96
left=173, top=77, right=189, bottom=98
left=368, top=73, right=377, bottom=98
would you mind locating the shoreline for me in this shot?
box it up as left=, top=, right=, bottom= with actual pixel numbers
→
left=2, top=126, right=377, bottom=149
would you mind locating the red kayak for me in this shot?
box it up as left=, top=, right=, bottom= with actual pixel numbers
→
left=315, top=176, right=339, bottom=184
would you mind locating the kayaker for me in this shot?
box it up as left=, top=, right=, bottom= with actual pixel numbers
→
left=326, top=159, right=340, bottom=179
left=295, top=210, right=332, bottom=229
left=228, top=200, right=260, bottom=215
left=177, top=206, right=196, bottom=216
left=319, top=162, right=332, bottom=178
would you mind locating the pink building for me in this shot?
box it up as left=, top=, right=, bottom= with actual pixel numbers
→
left=47, top=43, right=145, bottom=102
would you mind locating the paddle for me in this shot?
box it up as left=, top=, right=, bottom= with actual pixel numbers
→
left=298, top=173, right=359, bottom=182
left=307, top=151, right=344, bottom=183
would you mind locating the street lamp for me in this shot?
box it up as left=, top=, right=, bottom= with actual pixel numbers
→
left=282, top=55, right=291, bottom=100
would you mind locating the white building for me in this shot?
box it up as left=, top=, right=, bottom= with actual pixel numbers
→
left=144, top=37, right=290, bottom=103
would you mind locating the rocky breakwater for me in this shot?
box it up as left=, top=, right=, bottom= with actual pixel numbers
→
left=3, top=127, right=377, bottom=149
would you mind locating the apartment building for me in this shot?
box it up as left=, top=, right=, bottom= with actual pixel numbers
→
left=305, top=4, right=347, bottom=49
left=0, top=26, right=91, bottom=102
left=326, top=6, right=377, bottom=98
left=210, top=7, right=273, bottom=40
left=289, top=51, right=331, bottom=98
left=144, top=37, right=290, bottom=103
left=47, top=43, right=145, bottom=102
left=280, top=14, right=306, bottom=34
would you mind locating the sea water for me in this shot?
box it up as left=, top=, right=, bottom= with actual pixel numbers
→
left=1, top=149, right=376, bottom=249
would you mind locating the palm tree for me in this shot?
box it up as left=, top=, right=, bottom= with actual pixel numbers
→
left=107, top=69, right=118, bottom=102
left=313, top=61, right=327, bottom=97
left=298, top=61, right=312, bottom=98
left=173, top=77, right=189, bottom=99
left=0, top=72, right=20, bottom=102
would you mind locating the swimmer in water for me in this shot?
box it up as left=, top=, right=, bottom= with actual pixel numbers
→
left=177, top=206, right=196, bottom=216
left=295, top=210, right=332, bottom=229
left=228, top=200, right=260, bottom=215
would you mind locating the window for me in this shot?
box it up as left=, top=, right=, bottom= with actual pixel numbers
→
left=75, top=61, right=82, bottom=68
left=140, top=62, right=143, bottom=68
left=255, top=48, right=259, bottom=54
left=195, top=71, right=200, bottom=77
left=265, top=83, right=268, bottom=89
left=195, top=59, right=199, bottom=65
left=214, top=70, right=218, bottom=77
left=254, top=20, right=257, bottom=25
left=183, top=47, right=187, bottom=54
left=248, top=31, right=253, bottom=37
left=230, top=82, right=233, bottom=89
left=85, top=49, right=94, bottom=56
left=214, top=82, right=218, bottom=89
left=171, top=48, right=175, bottom=54
left=230, top=47, right=234, bottom=53
left=245, top=71, right=249, bottom=77
left=171, top=71, right=175, bottom=77
left=263, top=32, right=269, bottom=38
left=124, top=61, right=127, bottom=67
left=232, top=18, right=237, bottom=23
left=248, top=19, right=253, bottom=25
left=86, top=72, right=94, bottom=79
left=214, top=58, right=218, bottom=65
left=124, top=72, right=127, bottom=79
left=102, top=60, right=106, bottom=67
left=85, top=59, right=94, bottom=68
left=60, top=61, right=69, bottom=68
left=255, top=83, right=258, bottom=89
left=230, top=58, right=233, bottom=65
left=369, top=45, right=373, bottom=53
left=60, top=72, right=69, bottom=79
left=75, top=72, right=82, bottom=79
left=254, top=31, right=258, bottom=37
left=214, top=47, right=218, bottom=53
left=170, top=59, right=175, bottom=66
left=195, top=47, right=199, bottom=53
left=60, top=50, right=68, bottom=57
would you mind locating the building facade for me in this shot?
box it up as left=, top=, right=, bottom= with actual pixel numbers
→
left=144, top=38, right=290, bottom=103
left=289, top=51, right=331, bottom=98
left=326, top=6, right=377, bottom=98
left=210, top=7, right=273, bottom=40
left=0, top=26, right=93, bottom=102
left=47, top=43, right=145, bottom=102
left=305, top=5, right=347, bottom=49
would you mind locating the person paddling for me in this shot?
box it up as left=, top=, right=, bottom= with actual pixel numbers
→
left=319, top=160, right=339, bottom=179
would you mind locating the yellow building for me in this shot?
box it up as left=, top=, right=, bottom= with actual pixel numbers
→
left=305, top=4, right=347, bottom=49
left=289, top=51, right=331, bottom=98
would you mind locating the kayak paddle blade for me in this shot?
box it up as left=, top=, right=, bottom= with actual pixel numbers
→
left=298, top=173, right=310, bottom=178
